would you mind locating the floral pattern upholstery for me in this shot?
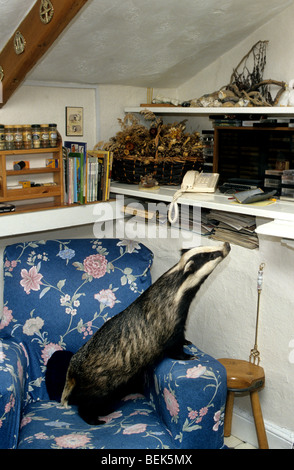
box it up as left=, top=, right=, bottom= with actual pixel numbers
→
left=0, top=238, right=227, bottom=449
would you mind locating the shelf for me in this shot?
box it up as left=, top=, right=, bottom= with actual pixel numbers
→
left=0, top=201, right=64, bottom=215
left=0, top=141, right=64, bottom=208
left=5, top=185, right=61, bottom=201
left=214, top=125, right=294, bottom=131
left=125, top=106, right=294, bottom=116
left=0, top=147, right=60, bottom=156
left=255, top=219, right=294, bottom=238
left=110, top=181, right=294, bottom=239
left=7, top=167, right=59, bottom=176
left=0, top=200, right=117, bottom=238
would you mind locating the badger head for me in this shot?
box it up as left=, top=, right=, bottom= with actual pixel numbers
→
left=171, top=242, right=230, bottom=303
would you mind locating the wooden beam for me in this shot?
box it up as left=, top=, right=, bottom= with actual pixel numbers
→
left=0, top=0, right=90, bottom=108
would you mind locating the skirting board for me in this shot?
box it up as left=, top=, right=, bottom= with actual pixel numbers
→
left=231, top=410, right=294, bottom=449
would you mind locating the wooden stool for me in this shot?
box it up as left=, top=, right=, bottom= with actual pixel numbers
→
left=218, top=358, right=269, bottom=449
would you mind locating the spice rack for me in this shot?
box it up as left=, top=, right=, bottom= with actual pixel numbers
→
left=0, top=141, right=64, bottom=213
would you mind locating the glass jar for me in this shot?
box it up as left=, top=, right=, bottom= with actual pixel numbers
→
left=49, top=123, right=58, bottom=147
left=13, top=125, right=23, bottom=150
left=4, top=126, right=14, bottom=150
left=32, top=124, right=41, bottom=149
left=41, top=124, right=49, bottom=148
left=22, top=125, right=32, bottom=149
left=0, top=125, right=5, bottom=150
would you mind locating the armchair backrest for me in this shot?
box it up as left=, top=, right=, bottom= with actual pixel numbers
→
left=1, top=238, right=153, bottom=401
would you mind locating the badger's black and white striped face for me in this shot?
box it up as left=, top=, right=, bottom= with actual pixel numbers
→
left=171, top=243, right=230, bottom=302
left=180, top=242, right=230, bottom=273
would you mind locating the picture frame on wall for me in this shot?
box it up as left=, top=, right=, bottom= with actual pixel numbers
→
left=66, top=106, right=83, bottom=136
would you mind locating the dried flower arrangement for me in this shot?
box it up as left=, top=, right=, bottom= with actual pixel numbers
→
left=98, top=110, right=204, bottom=185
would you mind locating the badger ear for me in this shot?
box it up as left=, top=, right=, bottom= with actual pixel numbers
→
left=180, top=249, right=189, bottom=256
left=184, top=259, right=195, bottom=274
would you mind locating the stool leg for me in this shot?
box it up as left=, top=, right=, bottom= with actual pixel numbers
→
left=250, top=390, right=269, bottom=449
left=224, top=391, right=234, bottom=437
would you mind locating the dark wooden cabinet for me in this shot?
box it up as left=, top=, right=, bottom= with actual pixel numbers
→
left=213, top=126, right=294, bottom=185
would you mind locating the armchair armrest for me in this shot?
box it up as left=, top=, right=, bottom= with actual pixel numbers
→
left=144, top=344, right=227, bottom=449
left=0, top=338, right=29, bottom=449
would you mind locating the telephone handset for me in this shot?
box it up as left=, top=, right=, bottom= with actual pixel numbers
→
left=181, top=170, right=200, bottom=191
left=168, top=171, right=219, bottom=224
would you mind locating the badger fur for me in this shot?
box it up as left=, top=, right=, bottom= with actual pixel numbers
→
left=61, top=242, right=230, bottom=424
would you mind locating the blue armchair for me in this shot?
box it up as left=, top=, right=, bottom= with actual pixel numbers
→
left=0, top=238, right=227, bottom=449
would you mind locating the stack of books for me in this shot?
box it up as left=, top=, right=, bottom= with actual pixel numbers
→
left=63, top=141, right=112, bottom=204
left=86, top=150, right=113, bottom=203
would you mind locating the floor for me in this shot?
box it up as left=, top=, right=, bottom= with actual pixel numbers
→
left=224, top=435, right=257, bottom=449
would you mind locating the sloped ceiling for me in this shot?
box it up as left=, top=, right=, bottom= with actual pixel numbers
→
left=1, top=0, right=294, bottom=88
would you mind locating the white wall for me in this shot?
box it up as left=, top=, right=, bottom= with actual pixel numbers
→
left=178, top=2, right=294, bottom=103
left=98, top=85, right=178, bottom=142
left=0, top=84, right=97, bottom=148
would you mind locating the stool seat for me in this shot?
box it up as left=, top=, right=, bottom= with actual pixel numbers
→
left=218, top=358, right=268, bottom=449
left=218, top=358, right=265, bottom=392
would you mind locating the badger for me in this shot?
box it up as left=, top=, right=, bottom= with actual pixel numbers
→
left=61, top=242, right=230, bottom=424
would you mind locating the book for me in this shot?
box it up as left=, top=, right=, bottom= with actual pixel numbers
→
left=63, top=141, right=87, bottom=204
left=68, top=152, right=84, bottom=204
left=86, top=150, right=112, bottom=203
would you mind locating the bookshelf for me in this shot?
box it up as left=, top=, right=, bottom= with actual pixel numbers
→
left=0, top=144, right=64, bottom=212
left=213, top=125, right=294, bottom=185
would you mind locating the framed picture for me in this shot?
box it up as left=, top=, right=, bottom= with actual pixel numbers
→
left=66, top=106, right=83, bottom=136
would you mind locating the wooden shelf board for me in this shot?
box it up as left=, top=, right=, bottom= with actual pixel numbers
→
left=0, top=201, right=64, bottom=215
left=5, top=186, right=62, bottom=201
left=0, top=147, right=60, bottom=156
left=7, top=167, right=59, bottom=176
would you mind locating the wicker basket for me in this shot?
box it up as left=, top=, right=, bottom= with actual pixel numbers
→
left=112, top=154, right=203, bottom=185
left=100, top=111, right=204, bottom=185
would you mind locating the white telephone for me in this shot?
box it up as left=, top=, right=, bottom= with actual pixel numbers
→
left=181, top=170, right=219, bottom=193
left=168, top=171, right=219, bottom=224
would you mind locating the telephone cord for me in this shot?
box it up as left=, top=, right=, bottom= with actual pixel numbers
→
left=168, top=189, right=183, bottom=224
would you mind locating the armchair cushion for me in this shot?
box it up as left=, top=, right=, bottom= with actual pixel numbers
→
left=1, top=239, right=153, bottom=402
left=17, top=396, right=174, bottom=449
left=145, top=344, right=227, bottom=449
left=0, top=338, right=29, bottom=449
